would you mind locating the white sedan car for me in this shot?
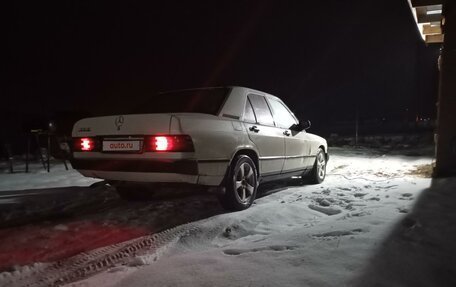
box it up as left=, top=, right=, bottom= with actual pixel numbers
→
left=71, top=86, right=328, bottom=210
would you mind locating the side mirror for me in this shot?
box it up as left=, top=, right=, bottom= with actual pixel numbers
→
left=290, top=120, right=311, bottom=132
left=301, top=120, right=311, bottom=130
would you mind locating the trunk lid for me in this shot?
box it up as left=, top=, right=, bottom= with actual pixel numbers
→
left=72, top=114, right=173, bottom=137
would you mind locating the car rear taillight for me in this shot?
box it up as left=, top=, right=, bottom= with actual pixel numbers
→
left=145, top=135, right=194, bottom=152
left=74, top=137, right=96, bottom=152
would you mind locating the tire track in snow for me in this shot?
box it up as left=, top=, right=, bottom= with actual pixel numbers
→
left=1, top=223, right=200, bottom=287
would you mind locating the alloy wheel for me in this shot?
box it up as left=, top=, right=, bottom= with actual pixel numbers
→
left=234, top=162, right=256, bottom=204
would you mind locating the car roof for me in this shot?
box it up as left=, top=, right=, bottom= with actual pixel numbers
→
left=158, top=86, right=280, bottom=101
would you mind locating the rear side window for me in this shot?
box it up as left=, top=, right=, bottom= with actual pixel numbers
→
left=243, top=99, right=256, bottom=123
left=267, top=98, right=297, bottom=129
left=248, top=94, right=275, bottom=126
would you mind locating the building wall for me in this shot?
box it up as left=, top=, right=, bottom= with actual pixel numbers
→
left=435, top=2, right=456, bottom=176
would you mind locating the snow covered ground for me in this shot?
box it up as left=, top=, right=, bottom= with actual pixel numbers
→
left=0, top=160, right=100, bottom=191
left=1, top=146, right=455, bottom=287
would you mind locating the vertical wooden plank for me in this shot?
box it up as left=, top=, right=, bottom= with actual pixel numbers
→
left=435, top=2, right=456, bottom=176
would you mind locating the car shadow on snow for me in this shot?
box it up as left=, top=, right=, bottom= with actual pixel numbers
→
left=351, top=178, right=456, bottom=287
left=0, top=179, right=300, bottom=271
left=0, top=182, right=228, bottom=229
left=0, top=178, right=301, bottom=229
left=257, top=177, right=310, bottom=198
left=0, top=183, right=227, bottom=272
left=0, top=184, right=118, bottom=228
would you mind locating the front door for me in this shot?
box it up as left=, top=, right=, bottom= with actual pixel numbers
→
left=266, top=97, right=312, bottom=172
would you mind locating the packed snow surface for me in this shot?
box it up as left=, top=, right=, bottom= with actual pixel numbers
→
left=1, top=146, right=455, bottom=287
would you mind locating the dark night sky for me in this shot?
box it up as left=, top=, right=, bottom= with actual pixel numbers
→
left=5, top=0, right=439, bottom=134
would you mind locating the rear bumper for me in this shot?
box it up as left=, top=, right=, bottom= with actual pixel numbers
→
left=77, top=170, right=200, bottom=184
left=71, top=158, right=225, bottom=186
left=70, top=158, right=198, bottom=175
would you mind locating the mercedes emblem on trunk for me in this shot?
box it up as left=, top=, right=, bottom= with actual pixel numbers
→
left=115, top=115, right=124, bottom=131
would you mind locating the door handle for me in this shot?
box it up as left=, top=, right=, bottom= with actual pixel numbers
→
left=249, top=126, right=260, bottom=133
left=283, top=130, right=290, bottom=136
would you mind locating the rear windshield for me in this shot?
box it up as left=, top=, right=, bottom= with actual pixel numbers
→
left=133, top=87, right=230, bottom=115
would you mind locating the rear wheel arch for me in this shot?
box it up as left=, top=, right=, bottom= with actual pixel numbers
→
left=218, top=153, right=259, bottom=210
left=220, top=148, right=259, bottom=187
left=230, top=149, right=260, bottom=177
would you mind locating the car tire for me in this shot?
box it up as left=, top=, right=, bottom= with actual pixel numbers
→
left=310, top=148, right=327, bottom=184
left=218, top=155, right=258, bottom=211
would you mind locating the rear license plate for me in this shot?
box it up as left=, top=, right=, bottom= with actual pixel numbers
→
left=102, top=140, right=141, bottom=152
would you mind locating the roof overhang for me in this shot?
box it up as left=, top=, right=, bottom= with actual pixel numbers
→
left=408, top=0, right=445, bottom=44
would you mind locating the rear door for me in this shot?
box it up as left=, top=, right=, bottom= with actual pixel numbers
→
left=243, top=94, right=285, bottom=175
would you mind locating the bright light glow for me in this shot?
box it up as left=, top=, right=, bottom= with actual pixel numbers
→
left=81, top=138, right=93, bottom=151
left=145, top=135, right=193, bottom=152
left=427, top=9, right=442, bottom=15
left=154, top=136, right=171, bottom=151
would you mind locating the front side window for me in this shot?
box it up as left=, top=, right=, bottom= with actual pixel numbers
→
left=247, top=94, right=275, bottom=126
left=267, top=98, right=297, bottom=129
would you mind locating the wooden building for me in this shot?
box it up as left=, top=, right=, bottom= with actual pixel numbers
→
left=409, top=0, right=456, bottom=176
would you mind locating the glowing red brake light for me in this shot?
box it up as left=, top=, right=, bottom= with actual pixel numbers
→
left=154, top=136, right=172, bottom=151
left=74, top=137, right=96, bottom=152
left=145, top=135, right=194, bottom=152
left=81, top=138, right=93, bottom=151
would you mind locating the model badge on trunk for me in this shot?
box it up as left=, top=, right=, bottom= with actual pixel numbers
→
left=78, top=127, right=91, bottom=132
